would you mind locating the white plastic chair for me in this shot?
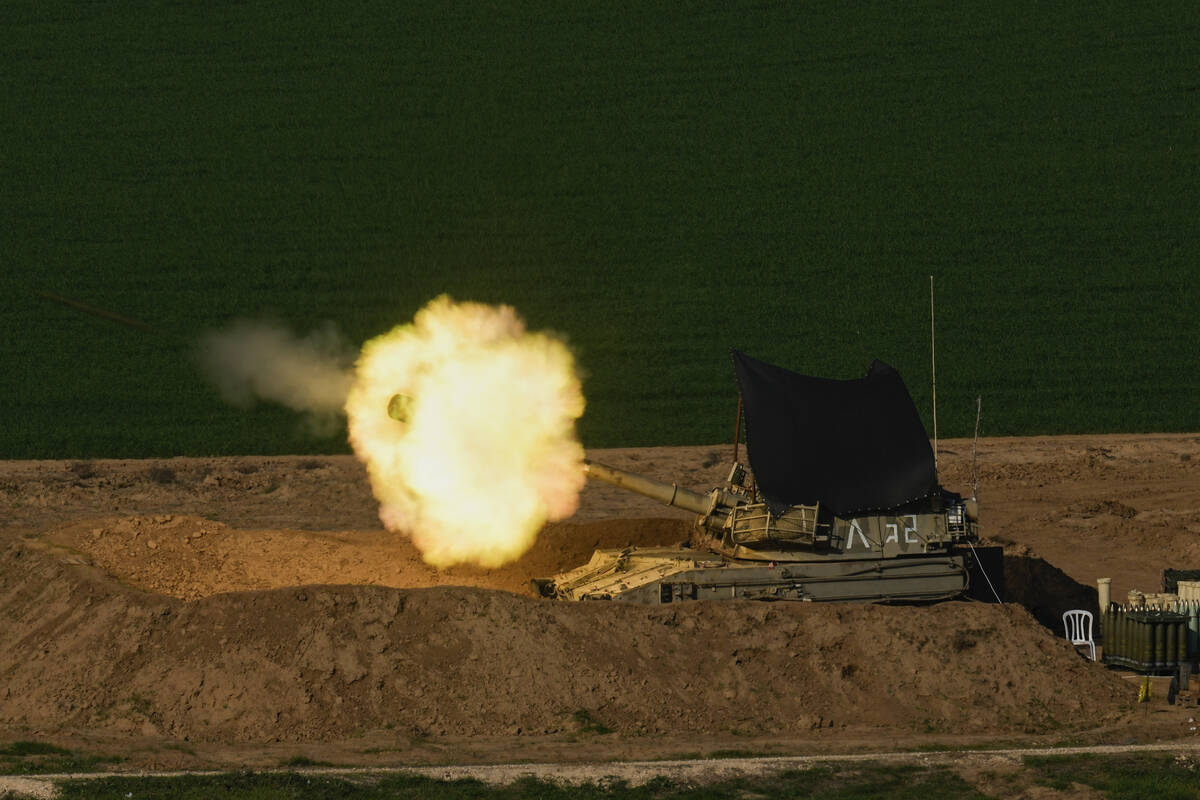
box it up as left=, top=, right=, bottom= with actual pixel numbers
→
left=1063, top=609, right=1096, bottom=661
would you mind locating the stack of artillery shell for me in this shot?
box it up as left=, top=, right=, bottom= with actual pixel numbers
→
left=1102, top=603, right=1197, bottom=674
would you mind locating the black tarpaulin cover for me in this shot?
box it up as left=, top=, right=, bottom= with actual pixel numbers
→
left=731, top=350, right=937, bottom=516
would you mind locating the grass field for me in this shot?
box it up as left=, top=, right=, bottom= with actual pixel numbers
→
left=3, top=1, right=1197, bottom=457
left=52, top=768, right=991, bottom=799
left=29, top=753, right=1200, bottom=799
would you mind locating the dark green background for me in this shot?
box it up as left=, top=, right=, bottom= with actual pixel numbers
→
left=3, top=1, right=1197, bottom=457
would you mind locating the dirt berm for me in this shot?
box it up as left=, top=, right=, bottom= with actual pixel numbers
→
left=0, top=433, right=1197, bottom=760
left=0, top=527, right=1125, bottom=744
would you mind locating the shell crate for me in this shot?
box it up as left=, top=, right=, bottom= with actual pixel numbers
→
left=1102, top=606, right=1193, bottom=675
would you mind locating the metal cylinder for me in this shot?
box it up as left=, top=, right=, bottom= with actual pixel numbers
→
left=1123, top=606, right=1132, bottom=662
left=1191, top=602, right=1199, bottom=659
left=1122, top=606, right=1130, bottom=662
left=1121, top=607, right=1130, bottom=665
left=1098, top=577, right=1111, bottom=613
left=1097, top=578, right=1111, bottom=643
left=1133, top=611, right=1141, bottom=665
left=1104, top=606, right=1113, bottom=657
left=1140, top=615, right=1152, bottom=669
left=584, top=460, right=714, bottom=515
left=1114, top=606, right=1124, bottom=663
left=1108, top=609, right=1118, bottom=666
left=1155, top=618, right=1166, bottom=670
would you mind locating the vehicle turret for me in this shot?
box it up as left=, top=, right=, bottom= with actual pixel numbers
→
left=534, top=351, right=1003, bottom=605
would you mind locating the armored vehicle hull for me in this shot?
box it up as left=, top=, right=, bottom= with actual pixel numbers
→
left=536, top=546, right=1001, bottom=604
left=535, top=352, right=1005, bottom=605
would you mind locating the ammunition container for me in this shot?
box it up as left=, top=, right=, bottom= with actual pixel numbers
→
left=1102, top=607, right=1190, bottom=674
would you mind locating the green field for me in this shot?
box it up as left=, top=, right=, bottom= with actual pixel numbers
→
left=51, top=767, right=992, bottom=800
left=35, top=754, right=1200, bottom=799
left=3, top=1, right=1197, bottom=457
left=3, top=739, right=1200, bottom=798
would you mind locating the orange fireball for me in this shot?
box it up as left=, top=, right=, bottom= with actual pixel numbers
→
left=344, top=296, right=586, bottom=567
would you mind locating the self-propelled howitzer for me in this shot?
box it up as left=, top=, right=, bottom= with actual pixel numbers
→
left=534, top=351, right=1004, bottom=605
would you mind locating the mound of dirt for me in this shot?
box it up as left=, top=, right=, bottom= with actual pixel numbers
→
left=45, top=515, right=692, bottom=600
left=1, top=433, right=1198, bottom=759
left=0, top=537, right=1129, bottom=744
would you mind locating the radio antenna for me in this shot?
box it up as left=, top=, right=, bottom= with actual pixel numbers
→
left=972, top=395, right=982, bottom=499
left=929, top=275, right=938, bottom=475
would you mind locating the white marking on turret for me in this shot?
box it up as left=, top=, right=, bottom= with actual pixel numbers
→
left=847, top=519, right=872, bottom=551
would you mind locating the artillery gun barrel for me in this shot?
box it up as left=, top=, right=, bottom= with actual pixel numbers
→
left=583, top=460, right=713, bottom=516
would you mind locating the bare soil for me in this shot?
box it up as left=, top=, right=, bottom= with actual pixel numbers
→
left=1, top=433, right=1199, bottom=772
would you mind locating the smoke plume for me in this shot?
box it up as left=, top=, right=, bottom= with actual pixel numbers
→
left=198, top=320, right=355, bottom=430
left=200, top=299, right=586, bottom=568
